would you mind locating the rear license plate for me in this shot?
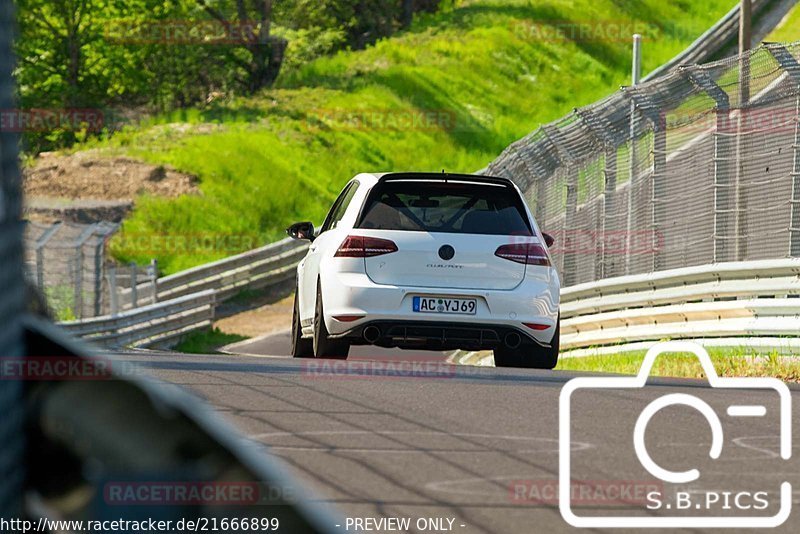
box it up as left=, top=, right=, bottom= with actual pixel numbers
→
left=412, top=296, right=477, bottom=315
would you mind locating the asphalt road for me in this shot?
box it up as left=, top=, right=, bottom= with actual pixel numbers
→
left=223, top=329, right=455, bottom=363
left=120, top=336, right=800, bottom=534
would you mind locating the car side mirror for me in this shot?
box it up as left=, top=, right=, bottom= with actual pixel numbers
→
left=542, top=232, right=555, bottom=248
left=287, top=221, right=315, bottom=241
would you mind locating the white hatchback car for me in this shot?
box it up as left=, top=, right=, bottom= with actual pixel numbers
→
left=287, top=172, right=561, bottom=368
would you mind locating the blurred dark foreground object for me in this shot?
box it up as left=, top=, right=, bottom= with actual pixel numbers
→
left=23, top=316, right=340, bottom=532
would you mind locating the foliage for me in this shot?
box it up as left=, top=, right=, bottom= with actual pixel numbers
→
left=43, top=284, right=77, bottom=321
left=15, top=0, right=444, bottom=153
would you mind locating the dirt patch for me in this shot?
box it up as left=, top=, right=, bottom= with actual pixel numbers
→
left=214, top=294, right=294, bottom=338
left=23, top=150, right=199, bottom=201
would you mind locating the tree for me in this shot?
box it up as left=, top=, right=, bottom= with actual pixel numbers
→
left=197, top=0, right=287, bottom=92
left=16, top=0, right=107, bottom=107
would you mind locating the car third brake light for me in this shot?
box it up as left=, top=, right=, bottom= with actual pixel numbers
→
left=494, top=243, right=550, bottom=266
left=335, top=235, right=398, bottom=257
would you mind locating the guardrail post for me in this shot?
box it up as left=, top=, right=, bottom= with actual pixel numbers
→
left=130, top=261, right=138, bottom=308
left=209, top=291, right=217, bottom=322
left=682, top=66, right=735, bottom=263
left=150, top=258, right=158, bottom=304
left=766, top=44, right=800, bottom=256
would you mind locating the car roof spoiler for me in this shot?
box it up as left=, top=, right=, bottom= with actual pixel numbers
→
left=378, top=172, right=515, bottom=187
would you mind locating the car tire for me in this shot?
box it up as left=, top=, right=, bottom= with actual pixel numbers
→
left=291, top=290, right=314, bottom=358
left=313, top=283, right=350, bottom=359
left=493, top=319, right=559, bottom=370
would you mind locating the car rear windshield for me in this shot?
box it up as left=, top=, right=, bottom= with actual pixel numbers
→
left=356, top=180, right=533, bottom=236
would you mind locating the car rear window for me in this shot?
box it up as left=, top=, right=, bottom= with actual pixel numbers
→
left=356, top=180, right=533, bottom=236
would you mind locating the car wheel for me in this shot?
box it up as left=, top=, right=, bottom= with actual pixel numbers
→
left=493, top=319, right=559, bottom=370
left=313, top=283, right=350, bottom=359
left=291, top=290, right=314, bottom=358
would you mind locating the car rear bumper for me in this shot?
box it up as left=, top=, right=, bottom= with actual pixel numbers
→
left=328, top=320, right=552, bottom=351
left=319, top=271, right=560, bottom=346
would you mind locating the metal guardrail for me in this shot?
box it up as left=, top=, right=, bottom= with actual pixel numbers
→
left=60, top=290, right=216, bottom=348
left=59, top=237, right=308, bottom=348
left=561, top=259, right=800, bottom=349
left=153, top=237, right=307, bottom=302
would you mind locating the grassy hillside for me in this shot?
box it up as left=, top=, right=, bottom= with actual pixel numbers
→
left=82, top=0, right=736, bottom=273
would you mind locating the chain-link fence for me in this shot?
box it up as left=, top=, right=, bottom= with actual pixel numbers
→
left=23, top=221, right=119, bottom=320
left=489, top=41, right=800, bottom=288
left=22, top=221, right=162, bottom=319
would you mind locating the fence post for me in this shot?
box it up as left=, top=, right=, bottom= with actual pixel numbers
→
left=34, top=222, right=61, bottom=294
left=130, top=261, right=138, bottom=308
left=93, top=238, right=103, bottom=317
left=575, top=107, right=624, bottom=280
left=624, top=86, right=663, bottom=274
left=542, top=125, right=578, bottom=285
left=628, top=35, right=643, bottom=272
left=108, top=264, right=118, bottom=317
left=791, top=95, right=800, bottom=256
left=72, top=224, right=96, bottom=320
left=766, top=44, right=800, bottom=256
left=682, top=66, right=734, bottom=264
left=652, top=113, right=667, bottom=272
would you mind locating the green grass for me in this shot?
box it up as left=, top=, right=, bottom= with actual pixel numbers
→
left=557, top=346, right=800, bottom=381
left=79, top=0, right=737, bottom=273
left=766, top=3, right=800, bottom=43
left=173, top=327, right=248, bottom=354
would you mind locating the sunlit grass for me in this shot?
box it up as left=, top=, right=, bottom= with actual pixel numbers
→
left=557, top=346, right=800, bottom=381
left=766, top=3, right=800, bottom=43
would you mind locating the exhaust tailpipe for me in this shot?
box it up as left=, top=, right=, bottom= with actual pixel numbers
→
left=363, top=326, right=381, bottom=344
left=504, top=332, right=522, bottom=349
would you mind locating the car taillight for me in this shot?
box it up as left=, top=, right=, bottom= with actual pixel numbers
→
left=494, top=243, right=550, bottom=266
left=523, top=322, right=552, bottom=330
left=335, top=235, right=398, bottom=257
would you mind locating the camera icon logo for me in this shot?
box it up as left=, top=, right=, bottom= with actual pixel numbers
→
left=559, top=341, right=792, bottom=528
